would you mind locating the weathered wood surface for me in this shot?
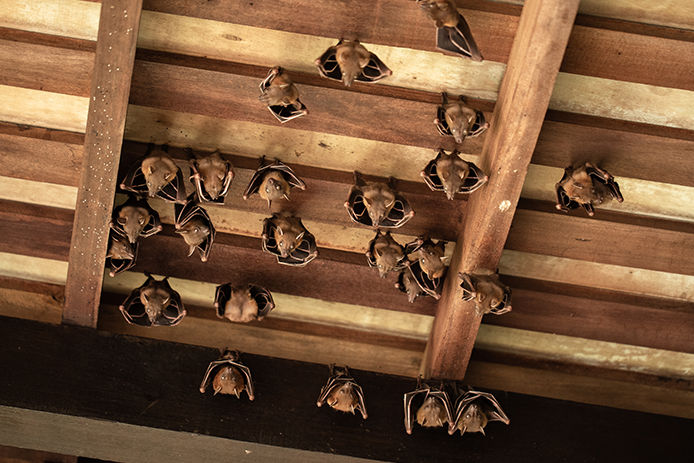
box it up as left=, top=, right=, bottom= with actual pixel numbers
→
left=62, top=0, right=143, bottom=327
left=425, top=0, right=581, bottom=380
left=0, top=445, right=78, bottom=463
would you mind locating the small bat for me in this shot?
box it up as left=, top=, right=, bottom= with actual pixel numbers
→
left=555, top=162, right=624, bottom=217
left=120, top=144, right=186, bottom=203
left=435, top=93, right=489, bottom=144
left=402, top=238, right=448, bottom=299
left=110, top=195, right=162, bottom=244
left=403, top=378, right=453, bottom=434
left=259, top=66, right=308, bottom=123
left=243, top=158, right=306, bottom=208
left=395, top=270, right=425, bottom=303
left=415, top=0, right=483, bottom=61
left=119, top=274, right=186, bottom=327
left=174, top=194, right=216, bottom=262
left=459, top=270, right=512, bottom=316
left=366, top=230, right=407, bottom=278
left=214, top=283, right=275, bottom=323
left=199, top=349, right=255, bottom=400
left=187, top=149, right=234, bottom=203
left=105, top=227, right=138, bottom=277
left=421, top=149, right=488, bottom=199
left=345, top=172, right=414, bottom=228
left=262, top=213, right=318, bottom=266
left=449, top=390, right=509, bottom=436
left=317, top=365, right=368, bottom=419
left=315, top=39, right=392, bottom=87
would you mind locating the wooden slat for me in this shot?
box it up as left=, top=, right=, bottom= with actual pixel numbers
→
left=424, top=0, right=580, bottom=380
left=62, top=0, right=143, bottom=327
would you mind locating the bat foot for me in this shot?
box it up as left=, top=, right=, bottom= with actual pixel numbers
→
left=343, top=201, right=350, bottom=208
left=199, top=387, right=206, bottom=393
left=314, top=58, right=321, bottom=65
left=555, top=204, right=563, bottom=210
left=316, top=401, right=323, bottom=407
left=109, top=271, right=116, bottom=277
left=420, top=171, right=427, bottom=177
left=201, top=256, right=208, bottom=262
left=248, top=394, right=255, bottom=401
left=406, top=429, right=413, bottom=435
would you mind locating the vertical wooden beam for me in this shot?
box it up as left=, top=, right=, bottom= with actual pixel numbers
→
left=423, top=0, right=580, bottom=379
left=62, top=0, right=143, bottom=327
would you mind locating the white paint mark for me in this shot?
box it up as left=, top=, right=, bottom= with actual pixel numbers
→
left=498, top=200, right=512, bottom=212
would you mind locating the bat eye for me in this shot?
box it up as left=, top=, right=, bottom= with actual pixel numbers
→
left=275, top=184, right=281, bottom=190
left=147, top=181, right=152, bottom=187
left=194, top=227, right=200, bottom=233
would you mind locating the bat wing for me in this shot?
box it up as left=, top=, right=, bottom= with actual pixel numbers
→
left=435, top=104, right=452, bottom=137
left=421, top=158, right=444, bottom=192
left=199, top=358, right=230, bottom=393
left=357, top=53, right=392, bottom=83
left=365, top=231, right=381, bottom=267
left=488, top=287, right=512, bottom=315
left=315, top=45, right=342, bottom=81
left=466, top=391, right=510, bottom=425
left=378, top=194, right=414, bottom=229
left=460, top=161, right=488, bottom=193
left=235, top=362, right=256, bottom=400
left=587, top=165, right=624, bottom=203
left=106, top=232, right=138, bottom=278
left=119, top=160, right=148, bottom=197
left=555, top=169, right=579, bottom=211
left=436, top=14, right=483, bottom=61
left=280, top=227, right=317, bottom=267
left=249, top=284, right=275, bottom=318
left=408, top=261, right=444, bottom=299
left=261, top=216, right=279, bottom=256
left=352, top=382, right=369, bottom=419
left=458, top=272, right=476, bottom=301
left=403, top=388, right=429, bottom=434
left=272, top=161, right=306, bottom=190
left=190, top=160, right=234, bottom=204
left=244, top=161, right=305, bottom=200
left=214, top=283, right=232, bottom=318
left=317, top=376, right=340, bottom=406
left=345, top=185, right=372, bottom=227
left=175, top=196, right=216, bottom=262
left=468, top=110, right=489, bottom=137
left=118, top=284, right=151, bottom=327
left=268, top=100, right=308, bottom=123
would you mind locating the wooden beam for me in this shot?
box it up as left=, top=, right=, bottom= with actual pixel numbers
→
left=62, top=0, right=143, bottom=327
left=424, top=0, right=580, bottom=379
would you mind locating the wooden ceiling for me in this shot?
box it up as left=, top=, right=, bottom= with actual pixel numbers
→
left=0, top=0, right=693, bottom=426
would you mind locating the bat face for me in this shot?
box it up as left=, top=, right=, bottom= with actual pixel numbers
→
left=140, top=285, right=171, bottom=325
left=443, top=102, right=478, bottom=144
left=141, top=153, right=178, bottom=198
left=459, top=270, right=512, bottom=316
left=200, top=350, right=255, bottom=400
left=121, top=145, right=186, bottom=204
left=175, top=217, right=211, bottom=256
left=417, top=0, right=459, bottom=27
left=117, top=206, right=150, bottom=244
left=450, top=390, right=510, bottom=436
left=174, top=195, right=216, bottom=262
left=363, top=183, right=396, bottom=226
left=119, top=275, right=186, bottom=327
left=273, top=216, right=306, bottom=258
left=214, top=283, right=275, bottom=323
left=107, top=231, right=135, bottom=260
left=258, top=67, right=308, bottom=123
left=453, top=403, right=488, bottom=435
left=366, top=231, right=406, bottom=277
left=335, top=40, right=371, bottom=87
left=262, top=213, right=317, bottom=266
left=244, top=158, right=306, bottom=207
left=436, top=156, right=469, bottom=200
left=315, top=40, right=392, bottom=86
left=555, top=162, right=623, bottom=217
left=192, top=151, right=233, bottom=202
left=261, top=172, right=291, bottom=204
left=422, top=150, right=488, bottom=198
left=346, top=172, right=414, bottom=228
left=396, top=270, right=423, bottom=303
left=106, top=227, right=138, bottom=277
left=411, top=242, right=446, bottom=279
left=212, top=365, right=246, bottom=397
left=317, top=365, right=368, bottom=419
left=416, top=396, right=450, bottom=428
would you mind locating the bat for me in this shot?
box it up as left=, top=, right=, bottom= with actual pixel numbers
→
left=405, top=237, right=448, bottom=299
left=366, top=230, right=407, bottom=278
left=110, top=195, right=162, bottom=244
left=345, top=171, right=414, bottom=228
left=315, top=39, right=392, bottom=87
left=120, top=144, right=186, bottom=204
left=259, top=66, right=308, bottom=123
left=316, top=364, right=368, bottom=419
left=118, top=273, right=186, bottom=327
left=395, top=270, right=425, bottom=303
left=214, top=283, right=275, bottom=323
left=174, top=194, right=216, bottom=262
left=435, top=93, right=489, bottom=144
left=262, top=213, right=318, bottom=266
left=449, top=390, right=510, bottom=436
left=105, top=227, right=137, bottom=277
left=421, top=149, right=488, bottom=199
left=555, top=162, right=624, bottom=217
left=415, top=0, right=483, bottom=61
left=199, top=349, right=255, bottom=400
left=243, top=158, right=306, bottom=208
left=459, top=270, right=512, bottom=316
left=403, top=378, right=453, bottom=434
left=187, top=149, right=234, bottom=203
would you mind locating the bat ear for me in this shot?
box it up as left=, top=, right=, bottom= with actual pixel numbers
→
left=144, top=165, right=153, bottom=175
left=296, top=231, right=305, bottom=241
left=363, top=196, right=372, bottom=206
left=276, top=227, right=284, bottom=236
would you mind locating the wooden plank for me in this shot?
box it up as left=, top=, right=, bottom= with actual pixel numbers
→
left=0, top=133, right=83, bottom=186
left=0, top=445, right=77, bottom=463
left=62, top=0, right=143, bottom=328
left=0, top=85, right=87, bottom=133
left=0, top=200, right=72, bottom=261
left=424, top=0, right=580, bottom=380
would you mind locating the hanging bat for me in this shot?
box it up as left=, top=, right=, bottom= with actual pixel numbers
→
left=259, top=66, right=308, bottom=123
left=415, top=0, right=483, bottom=61
left=345, top=172, right=414, bottom=228
left=243, top=158, right=306, bottom=208
left=555, top=162, right=624, bottom=217
left=403, top=378, right=453, bottom=434
left=459, top=270, right=512, bottom=316
left=404, top=237, right=447, bottom=299
left=316, top=365, right=368, bottom=419
left=119, top=274, right=186, bottom=327
left=315, top=39, right=392, bottom=87
left=366, top=230, right=407, bottom=278
left=213, top=283, right=275, bottom=323
left=395, top=270, right=425, bottom=303
left=187, top=149, right=234, bottom=203
left=262, top=213, right=318, bottom=266
left=110, top=195, right=162, bottom=244
left=199, top=349, right=255, bottom=400
left=105, top=227, right=137, bottom=277
left=449, top=390, right=510, bottom=436
left=421, top=149, right=488, bottom=199
left=435, top=93, right=489, bottom=144
left=120, top=144, right=186, bottom=203
left=174, top=195, right=216, bottom=262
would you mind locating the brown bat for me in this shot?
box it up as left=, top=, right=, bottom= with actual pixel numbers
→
left=243, top=158, right=306, bottom=208
left=262, top=213, right=318, bottom=266
left=403, top=378, right=453, bottom=434
left=404, top=238, right=448, bottom=299
left=316, top=39, right=392, bottom=86
left=214, top=283, right=275, bottom=323
left=120, top=144, right=186, bottom=203
left=174, top=195, right=215, bottom=262
left=435, top=93, right=489, bottom=144
left=105, top=227, right=137, bottom=277
left=316, top=365, right=368, bottom=419
left=555, top=162, right=624, bottom=217
left=421, top=149, right=488, bottom=199
left=459, top=270, right=512, bottom=316
left=449, top=390, right=510, bottom=436
left=345, top=172, right=414, bottom=228
left=395, top=270, right=425, bottom=303
left=119, top=274, right=186, bottom=327
left=187, top=149, right=234, bottom=203
left=366, top=230, right=407, bottom=278
left=111, top=196, right=162, bottom=244
left=415, top=0, right=483, bottom=61
left=259, top=66, right=308, bottom=123
left=199, top=350, right=255, bottom=400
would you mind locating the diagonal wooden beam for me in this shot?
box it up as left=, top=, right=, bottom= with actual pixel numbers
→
left=62, top=0, right=143, bottom=327
left=423, top=0, right=581, bottom=379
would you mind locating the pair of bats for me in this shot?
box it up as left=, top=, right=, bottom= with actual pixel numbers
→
left=555, top=162, right=624, bottom=217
